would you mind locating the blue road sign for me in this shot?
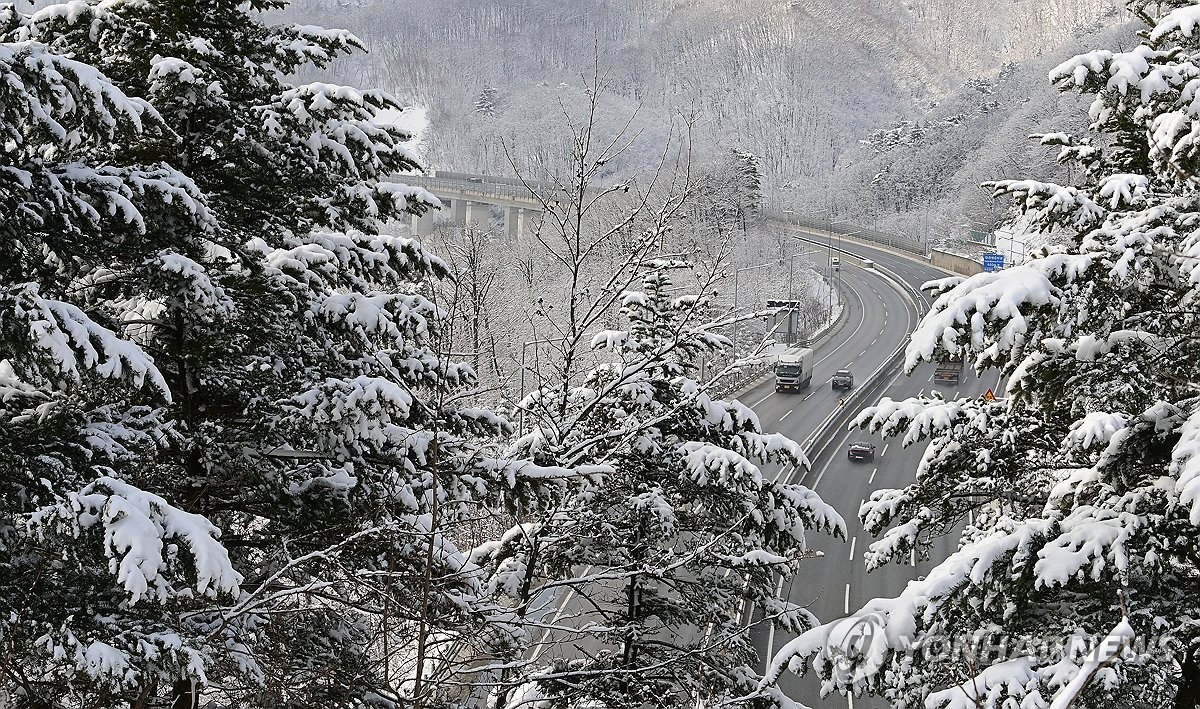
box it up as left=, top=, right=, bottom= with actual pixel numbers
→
left=982, top=253, right=1005, bottom=272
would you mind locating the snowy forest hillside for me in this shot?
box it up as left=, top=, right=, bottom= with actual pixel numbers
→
left=281, top=0, right=1127, bottom=240
left=9, top=0, right=1200, bottom=708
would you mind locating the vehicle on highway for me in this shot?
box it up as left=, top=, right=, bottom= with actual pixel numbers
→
left=831, top=369, right=854, bottom=389
left=830, top=256, right=840, bottom=271
left=862, top=259, right=875, bottom=269
left=847, top=441, right=876, bottom=462
left=775, top=346, right=814, bottom=392
left=933, top=351, right=965, bottom=385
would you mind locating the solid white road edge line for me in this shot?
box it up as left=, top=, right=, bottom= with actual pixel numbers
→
left=815, top=268, right=870, bottom=368
left=765, top=573, right=788, bottom=666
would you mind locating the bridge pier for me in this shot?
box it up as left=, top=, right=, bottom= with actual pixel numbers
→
left=507, top=207, right=540, bottom=243
left=398, top=173, right=545, bottom=242
left=505, top=207, right=542, bottom=241
left=466, top=201, right=491, bottom=229
left=411, top=208, right=438, bottom=236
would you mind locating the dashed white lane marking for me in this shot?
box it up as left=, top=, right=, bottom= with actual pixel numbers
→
left=802, top=394, right=812, bottom=401
left=844, top=583, right=851, bottom=614
left=882, top=443, right=890, bottom=456
left=781, top=409, right=793, bottom=421
left=849, top=536, right=858, bottom=561
left=859, top=349, right=868, bottom=356
left=752, top=391, right=773, bottom=406
left=954, top=390, right=960, bottom=399
left=868, top=467, right=878, bottom=484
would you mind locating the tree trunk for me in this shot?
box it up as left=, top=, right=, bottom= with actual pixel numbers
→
left=1177, top=647, right=1200, bottom=709
left=170, top=679, right=198, bottom=709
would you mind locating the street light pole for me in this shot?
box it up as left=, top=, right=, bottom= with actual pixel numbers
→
left=788, top=253, right=797, bottom=301
left=788, top=253, right=798, bottom=343
left=732, top=262, right=774, bottom=354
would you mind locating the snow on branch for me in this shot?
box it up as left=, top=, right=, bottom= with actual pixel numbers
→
left=30, top=474, right=242, bottom=604
left=1, top=283, right=169, bottom=397
left=905, top=254, right=1093, bottom=373
left=986, top=179, right=1106, bottom=231
left=1049, top=44, right=1165, bottom=100
left=285, top=375, right=425, bottom=463
left=315, top=291, right=438, bottom=345
left=265, top=82, right=419, bottom=175
left=266, top=24, right=364, bottom=72
left=1149, top=5, right=1200, bottom=43
left=925, top=657, right=1042, bottom=709
left=1032, top=507, right=1141, bottom=588
left=680, top=442, right=763, bottom=489
left=1171, top=401, right=1200, bottom=525
left=764, top=518, right=1055, bottom=686
left=1047, top=616, right=1135, bottom=709
left=855, top=395, right=991, bottom=449
left=0, top=39, right=159, bottom=152
left=253, top=230, right=450, bottom=295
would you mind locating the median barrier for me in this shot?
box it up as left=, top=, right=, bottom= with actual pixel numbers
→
left=795, top=259, right=921, bottom=479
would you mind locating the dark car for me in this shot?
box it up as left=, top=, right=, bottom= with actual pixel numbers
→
left=832, top=369, right=854, bottom=390
left=847, top=441, right=876, bottom=462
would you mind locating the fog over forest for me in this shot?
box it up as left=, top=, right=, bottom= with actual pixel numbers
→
left=282, top=0, right=1128, bottom=245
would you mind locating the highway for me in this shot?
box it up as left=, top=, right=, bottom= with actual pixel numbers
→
left=743, top=233, right=1001, bottom=707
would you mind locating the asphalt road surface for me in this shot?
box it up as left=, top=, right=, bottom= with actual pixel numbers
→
left=746, top=234, right=1003, bottom=708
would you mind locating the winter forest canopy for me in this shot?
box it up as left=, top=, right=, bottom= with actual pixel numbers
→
left=4, top=0, right=1200, bottom=709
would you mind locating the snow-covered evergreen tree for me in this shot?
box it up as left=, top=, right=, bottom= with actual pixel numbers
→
left=479, top=263, right=843, bottom=708
left=2, top=2, right=575, bottom=707
left=0, top=33, right=240, bottom=708
left=766, top=2, right=1200, bottom=707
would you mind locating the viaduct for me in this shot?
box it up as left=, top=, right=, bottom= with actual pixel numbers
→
left=400, top=170, right=545, bottom=240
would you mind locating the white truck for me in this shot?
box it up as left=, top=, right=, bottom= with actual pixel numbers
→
left=775, top=346, right=814, bottom=392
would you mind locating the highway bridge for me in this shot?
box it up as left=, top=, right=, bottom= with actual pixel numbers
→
left=401, top=170, right=547, bottom=240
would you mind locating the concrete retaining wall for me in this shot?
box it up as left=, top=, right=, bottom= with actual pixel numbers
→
left=931, top=249, right=983, bottom=276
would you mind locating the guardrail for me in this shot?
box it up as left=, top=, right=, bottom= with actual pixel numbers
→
left=716, top=279, right=851, bottom=399
left=764, top=210, right=927, bottom=258
left=403, top=170, right=550, bottom=202
left=794, top=258, right=920, bottom=476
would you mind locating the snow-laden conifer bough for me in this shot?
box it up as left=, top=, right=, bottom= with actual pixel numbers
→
left=758, top=2, right=1200, bottom=707
left=0, top=1, right=589, bottom=707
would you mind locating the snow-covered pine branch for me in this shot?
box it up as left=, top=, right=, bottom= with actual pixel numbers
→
left=767, top=2, right=1200, bottom=705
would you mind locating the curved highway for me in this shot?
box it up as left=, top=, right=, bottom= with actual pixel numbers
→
left=747, top=233, right=999, bottom=708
